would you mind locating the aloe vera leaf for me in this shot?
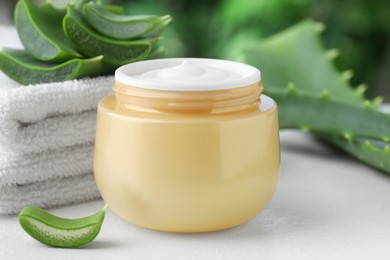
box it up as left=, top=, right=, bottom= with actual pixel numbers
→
left=321, top=135, right=390, bottom=173
left=0, top=48, right=111, bottom=85
left=74, top=0, right=124, bottom=14
left=242, top=20, right=363, bottom=106
left=147, top=46, right=166, bottom=60
left=63, top=7, right=158, bottom=66
left=239, top=19, right=390, bottom=172
left=74, top=0, right=96, bottom=12
left=14, top=0, right=81, bottom=62
left=103, top=5, right=125, bottom=15
left=143, top=15, right=172, bottom=38
left=19, top=205, right=107, bottom=248
left=83, top=2, right=171, bottom=40
left=268, top=87, right=390, bottom=141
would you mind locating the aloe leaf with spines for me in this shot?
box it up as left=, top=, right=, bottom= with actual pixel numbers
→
left=0, top=48, right=110, bottom=85
left=14, top=0, right=81, bottom=62
left=321, top=135, right=390, bottom=172
left=267, top=87, right=390, bottom=141
left=83, top=2, right=172, bottom=40
left=243, top=20, right=364, bottom=105
left=63, top=6, right=158, bottom=66
left=238, top=20, right=390, bottom=173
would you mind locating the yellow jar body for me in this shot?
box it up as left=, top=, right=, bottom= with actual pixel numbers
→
left=94, top=95, right=280, bottom=232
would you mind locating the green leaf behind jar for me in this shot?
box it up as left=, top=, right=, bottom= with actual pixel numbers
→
left=239, top=20, right=390, bottom=173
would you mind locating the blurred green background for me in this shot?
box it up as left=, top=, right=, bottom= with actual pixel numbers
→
left=119, top=0, right=390, bottom=100
left=1, top=0, right=389, bottom=100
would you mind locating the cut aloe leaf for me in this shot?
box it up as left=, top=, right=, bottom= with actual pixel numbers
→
left=19, top=205, right=107, bottom=248
left=102, top=5, right=125, bottom=15
left=63, top=7, right=158, bottom=66
left=74, top=0, right=124, bottom=14
left=83, top=2, right=172, bottom=40
left=14, top=0, right=81, bottom=62
left=0, top=48, right=111, bottom=85
left=74, top=0, right=96, bottom=12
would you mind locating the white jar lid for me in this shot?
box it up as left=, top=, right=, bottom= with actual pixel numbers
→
left=115, top=58, right=261, bottom=91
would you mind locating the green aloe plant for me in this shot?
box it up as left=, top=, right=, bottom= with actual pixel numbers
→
left=0, top=0, right=170, bottom=84
left=239, top=20, right=390, bottom=172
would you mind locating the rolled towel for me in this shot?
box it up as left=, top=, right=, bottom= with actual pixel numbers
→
left=0, top=75, right=114, bottom=155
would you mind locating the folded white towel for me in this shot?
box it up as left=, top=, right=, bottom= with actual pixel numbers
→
left=0, top=173, right=100, bottom=215
left=0, top=73, right=114, bottom=214
left=0, top=143, right=100, bottom=214
left=0, top=25, right=114, bottom=214
left=0, top=75, right=114, bottom=155
left=0, top=144, right=94, bottom=186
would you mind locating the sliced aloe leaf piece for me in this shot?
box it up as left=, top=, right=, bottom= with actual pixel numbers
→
left=63, top=7, right=158, bottom=66
left=74, top=0, right=96, bottom=12
left=14, top=0, right=81, bottom=62
left=83, top=2, right=172, bottom=40
left=74, top=0, right=124, bottom=14
left=19, top=205, right=107, bottom=248
left=103, top=5, right=125, bottom=15
left=0, top=48, right=111, bottom=85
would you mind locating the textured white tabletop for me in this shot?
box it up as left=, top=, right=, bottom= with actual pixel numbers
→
left=1, top=131, right=390, bottom=260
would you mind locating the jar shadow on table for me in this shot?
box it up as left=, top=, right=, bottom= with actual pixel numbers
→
left=139, top=173, right=336, bottom=239
left=140, top=196, right=335, bottom=241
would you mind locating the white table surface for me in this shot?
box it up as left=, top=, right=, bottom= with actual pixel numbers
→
left=1, top=131, right=390, bottom=260
left=1, top=25, right=390, bottom=260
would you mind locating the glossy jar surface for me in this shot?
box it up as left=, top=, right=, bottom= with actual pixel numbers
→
left=94, top=58, right=280, bottom=232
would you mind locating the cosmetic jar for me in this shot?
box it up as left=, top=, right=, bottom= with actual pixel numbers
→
left=94, top=58, right=280, bottom=232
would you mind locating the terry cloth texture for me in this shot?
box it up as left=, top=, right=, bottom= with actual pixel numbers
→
left=0, top=74, right=114, bottom=214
